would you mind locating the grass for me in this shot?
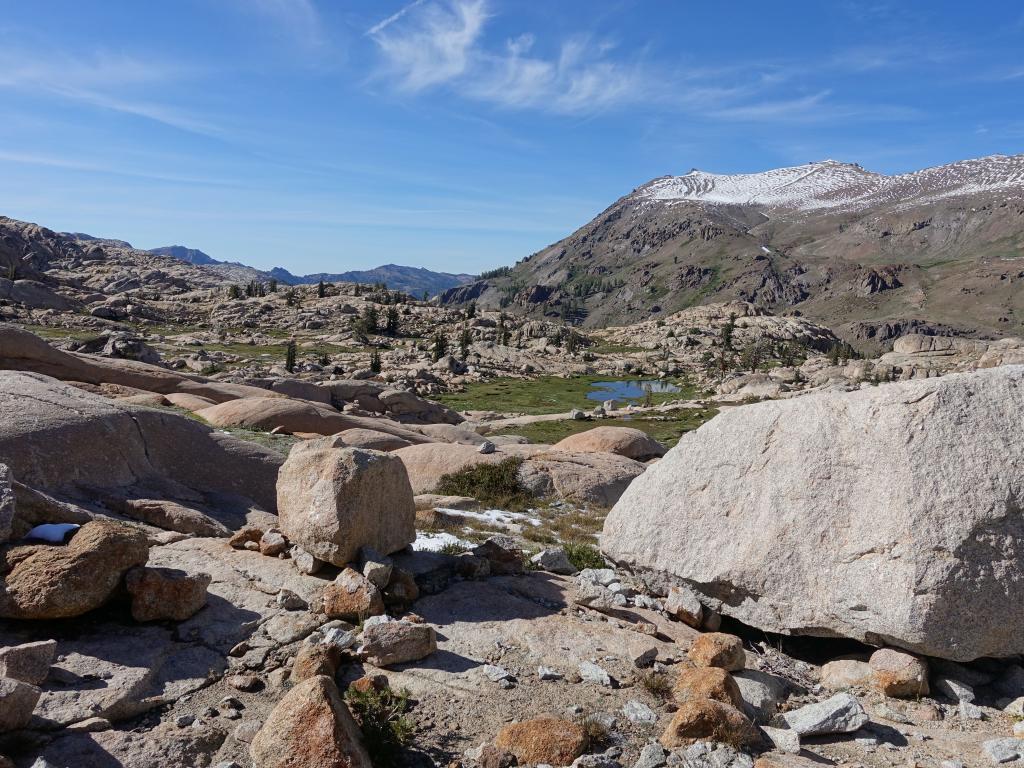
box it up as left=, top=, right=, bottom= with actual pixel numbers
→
left=436, top=375, right=697, bottom=415
left=562, top=541, right=606, bottom=571
left=639, top=670, right=674, bottom=702
left=434, top=457, right=534, bottom=511
left=345, top=686, right=414, bottom=768
left=495, top=408, right=717, bottom=449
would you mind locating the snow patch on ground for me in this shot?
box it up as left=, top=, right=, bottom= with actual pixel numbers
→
left=437, top=507, right=542, bottom=528
left=413, top=531, right=471, bottom=552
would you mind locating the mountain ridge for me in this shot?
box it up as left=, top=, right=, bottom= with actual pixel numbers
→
left=440, top=153, right=1024, bottom=349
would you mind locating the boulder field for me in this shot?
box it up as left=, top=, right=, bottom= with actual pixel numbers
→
left=603, top=365, right=1024, bottom=661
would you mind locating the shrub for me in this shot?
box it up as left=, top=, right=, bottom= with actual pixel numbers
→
left=639, top=669, right=673, bottom=702
left=345, top=686, right=414, bottom=768
left=434, top=457, right=532, bottom=511
left=562, top=541, right=606, bottom=571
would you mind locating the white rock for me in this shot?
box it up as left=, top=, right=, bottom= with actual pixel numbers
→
left=621, top=700, right=657, bottom=724
left=779, top=693, right=868, bottom=736
left=579, top=661, right=612, bottom=687
left=761, top=725, right=800, bottom=754
left=604, top=367, right=1024, bottom=661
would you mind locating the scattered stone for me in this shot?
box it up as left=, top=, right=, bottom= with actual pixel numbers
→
left=0, top=520, right=149, bottom=619
left=290, top=545, right=323, bottom=575
left=277, top=441, right=416, bottom=567
left=124, top=566, right=211, bottom=622
left=478, top=440, right=496, bottom=454
left=361, top=620, right=437, bottom=667
left=579, top=661, right=613, bottom=687
left=778, top=692, right=869, bottom=736
left=228, top=526, right=262, bottom=549
left=0, top=676, right=40, bottom=731
left=175, top=714, right=196, bottom=728
left=633, top=743, right=667, bottom=768
left=664, top=585, right=703, bottom=628
left=659, top=698, right=759, bottom=749
left=383, top=567, right=420, bottom=609
left=959, top=701, right=985, bottom=721
left=322, top=567, right=385, bottom=621
left=622, top=699, right=658, bottom=724
left=0, top=639, right=57, bottom=684
left=687, top=633, right=745, bottom=672
left=291, top=644, right=342, bottom=683
left=761, top=725, right=800, bottom=754
left=495, top=717, right=588, bottom=766
left=360, top=546, right=394, bottom=589
left=673, top=667, right=744, bottom=710
left=258, top=529, right=288, bottom=557
left=227, top=674, right=261, bottom=692
left=538, top=666, right=563, bottom=681
left=348, top=674, right=389, bottom=695
left=580, top=568, right=618, bottom=587
left=935, top=675, right=975, bottom=703
left=249, top=675, right=371, bottom=768
left=276, top=588, right=307, bottom=611
left=484, top=664, right=513, bottom=683
left=873, top=702, right=912, bottom=724
left=733, top=669, right=786, bottom=723
left=982, top=738, right=1024, bottom=764
left=472, top=536, right=524, bottom=576
left=65, top=716, right=112, bottom=733
left=820, top=658, right=872, bottom=690
left=531, top=548, right=577, bottom=575
left=868, top=648, right=929, bottom=698
left=0, top=463, right=12, bottom=545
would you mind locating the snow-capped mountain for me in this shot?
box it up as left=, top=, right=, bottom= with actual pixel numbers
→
left=442, top=154, right=1024, bottom=347
left=640, top=155, right=1024, bottom=213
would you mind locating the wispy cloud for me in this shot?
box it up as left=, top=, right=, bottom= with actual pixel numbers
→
left=235, top=0, right=325, bottom=50
left=367, top=0, right=427, bottom=36
left=0, top=150, right=234, bottom=186
left=0, top=48, right=221, bottom=136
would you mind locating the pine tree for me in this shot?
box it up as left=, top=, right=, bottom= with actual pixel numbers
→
left=385, top=306, right=400, bottom=337
left=363, top=305, right=379, bottom=333
left=268, top=278, right=278, bottom=293
left=285, top=339, right=297, bottom=373
left=317, top=280, right=326, bottom=298
left=369, top=349, right=382, bottom=373
left=227, top=284, right=241, bottom=300
left=431, top=332, right=448, bottom=361
left=467, top=302, right=476, bottom=319
left=459, top=328, right=472, bottom=358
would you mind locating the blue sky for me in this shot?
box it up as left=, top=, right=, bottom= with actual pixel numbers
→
left=0, top=1, right=1021, bottom=275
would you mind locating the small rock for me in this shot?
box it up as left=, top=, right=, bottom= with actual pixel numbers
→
left=228, top=526, right=263, bottom=549
left=935, top=676, right=975, bottom=703
left=291, top=546, right=323, bottom=575
left=495, top=717, right=588, bottom=766
left=622, top=700, right=657, bottom=724
left=538, top=666, right=563, bottom=681
left=873, top=702, right=912, bottom=724
left=472, top=536, right=524, bottom=576
left=0, top=639, right=57, bottom=685
left=820, top=658, right=872, bottom=690
left=478, top=441, right=496, bottom=454
left=124, top=566, right=211, bottom=622
left=531, top=548, right=577, bottom=575
left=227, top=674, right=261, bottom=692
left=361, top=620, right=436, bottom=667
left=659, top=698, right=759, bottom=749
left=570, top=409, right=586, bottom=420
left=322, top=567, right=385, bottom=621
left=982, top=738, right=1024, bottom=764
left=778, top=692, right=868, bottom=736
left=65, top=717, right=112, bottom=733
left=276, top=589, right=307, bottom=611
left=664, top=585, right=703, bottom=628
left=579, top=661, right=613, bottom=687
left=259, top=530, right=288, bottom=557
left=322, top=627, right=358, bottom=650
left=175, top=714, right=196, bottom=728
left=633, top=743, right=667, bottom=768
left=673, top=667, right=744, bottom=710
left=360, top=547, right=394, bottom=589
left=484, top=664, right=513, bottom=683
left=579, top=568, right=618, bottom=587
left=761, top=725, right=800, bottom=754
left=687, top=633, right=745, bottom=672
left=0, top=676, right=40, bottom=731
left=292, top=644, right=341, bottom=683
left=959, top=701, right=985, bottom=721
left=869, top=648, right=928, bottom=698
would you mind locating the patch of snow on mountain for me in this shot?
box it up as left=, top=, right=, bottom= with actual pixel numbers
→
left=640, top=154, right=1024, bottom=213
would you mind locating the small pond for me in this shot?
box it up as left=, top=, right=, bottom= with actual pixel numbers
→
left=586, top=379, right=680, bottom=403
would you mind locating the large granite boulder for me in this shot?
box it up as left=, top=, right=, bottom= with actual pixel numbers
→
left=249, top=675, right=371, bottom=768
left=603, top=367, right=1024, bottom=661
left=0, top=371, right=282, bottom=513
left=552, top=426, right=666, bottom=461
left=277, top=438, right=416, bottom=567
left=0, top=520, right=149, bottom=619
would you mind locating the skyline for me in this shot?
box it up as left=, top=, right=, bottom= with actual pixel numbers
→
left=0, top=1, right=1022, bottom=274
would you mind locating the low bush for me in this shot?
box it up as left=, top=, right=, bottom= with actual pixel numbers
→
left=345, top=686, right=414, bottom=768
left=434, top=457, right=533, bottom=511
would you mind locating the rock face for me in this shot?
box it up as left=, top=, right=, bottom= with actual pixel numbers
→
left=0, top=371, right=282, bottom=513
left=552, top=426, right=666, bottom=461
left=277, top=438, right=416, bottom=567
left=603, top=367, right=1024, bottom=661
left=249, top=675, right=371, bottom=768
left=0, top=521, right=149, bottom=619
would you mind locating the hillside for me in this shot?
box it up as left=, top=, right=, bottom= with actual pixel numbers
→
left=441, top=154, right=1024, bottom=349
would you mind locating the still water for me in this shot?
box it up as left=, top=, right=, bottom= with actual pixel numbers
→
left=586, top=380, right=680, bottom=402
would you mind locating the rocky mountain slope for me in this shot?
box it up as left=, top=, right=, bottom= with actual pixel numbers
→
left=441, top=154, right=1024, bottom=349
